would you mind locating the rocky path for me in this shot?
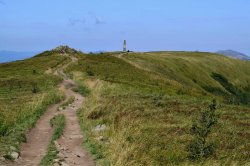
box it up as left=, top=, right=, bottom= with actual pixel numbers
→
left=55, top=79, right=94, bottom=166
left=2, top=57, right=94, bottom=166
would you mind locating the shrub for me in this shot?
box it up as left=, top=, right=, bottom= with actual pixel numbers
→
left=86, top=66, right=95, bottom=76
left=87, top=109, right=105, bottom=119
left=32, top=83, right=38, bottom=93
left=152, top=93, right=166, bottom=107
left=87, top=70, right=94, bottom=76
left=0, top=119, right=8, bottom=136
left=72, top=85, right=90, bottom=96
left=188, top=99, right=218, bottom=160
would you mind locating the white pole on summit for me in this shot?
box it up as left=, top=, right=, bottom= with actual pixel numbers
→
left=123, top=40, right=127, bottom=52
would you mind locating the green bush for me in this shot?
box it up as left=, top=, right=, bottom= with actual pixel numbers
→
left=32, top=83, right=39, bottom=93
left=86, top=66, right=95, bottom=76
left=72, top=85, right=90, bottom=96
left=188, top=100, right=218, bottom=160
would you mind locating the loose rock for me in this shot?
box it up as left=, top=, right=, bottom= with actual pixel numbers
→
left=93, top=124, right=107, bottom=132
left=58, top=152, right=64, bottom=158
left=53, top=163, right=60, bottom=166
left=54, top=141, right=60, bottom=149
left=10, top=151, right=19, bottom=160
left=58, top=107, right=64, bottom=111
left=96, top=136, right=108, bottom=142
left=61, top=161, right=68, bottom=166
left=53, top=158, right=60, bottom=163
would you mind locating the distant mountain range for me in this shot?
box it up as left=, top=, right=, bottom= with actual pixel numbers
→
left=216, top=50, right=250, bottom=61
left=0, top=51, right=39, bottom=63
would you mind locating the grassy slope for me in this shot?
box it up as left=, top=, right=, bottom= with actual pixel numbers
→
left=124, top=52, right=250, bottom=94
left=66, top=52, right=250, bottom=165
left=0, top=54, right=69, bottom=157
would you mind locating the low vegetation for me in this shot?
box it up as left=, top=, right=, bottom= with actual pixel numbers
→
left=188, top=99, right=218, bottom=160
left=0, top=54, right=69, bottom=158
left=65, top=52, right=250, bottom=165
left=40, top=114, right=66, bottom=166
left=58, top=96, right=75, bottom=111
left=1, top=49, right=249, bottom=165
left=72, top=84, right=90, bottom=96
left=211, top=72, right=250, bottom=106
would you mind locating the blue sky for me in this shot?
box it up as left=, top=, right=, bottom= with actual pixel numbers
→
left=0, top=0, right=250, bottom=54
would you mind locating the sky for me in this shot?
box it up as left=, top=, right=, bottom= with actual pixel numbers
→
left=0, top=0, right=250, bottom=54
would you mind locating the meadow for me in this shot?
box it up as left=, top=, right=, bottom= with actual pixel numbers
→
left=0, top=50, right=249, bottom=165
left=0, top=54, right=69, bottom=158
left=65, top=52, right=250, bottom=165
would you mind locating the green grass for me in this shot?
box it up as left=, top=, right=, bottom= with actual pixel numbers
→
left=65, top=52, right=250, bottom=165
left=58, top=96, right=75, bottom=110
left=0, top=54, right=69, bottom=157
left=211, top=72, right=250, bottom=105
left=40, top=114, right=66, bottom=166
left=72, top=84, right=90, bottom=96
left=1, top=50, right=249, bottom=165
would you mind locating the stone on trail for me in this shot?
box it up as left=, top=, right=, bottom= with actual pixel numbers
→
left=10, top=151, right=19, bottom=160
left=58, top=107, right=64, bottom=111
left=61, top=161, right=68, bottom=166
left=54, top=140, right=60, bottom=149
left=53, top=158, right=60, bottom=163
left=53, top=163, right=60, bottom=166
left=58, top=152, right=65, bottom=158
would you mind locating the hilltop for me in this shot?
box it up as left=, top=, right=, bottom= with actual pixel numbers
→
left=0, top=46, right=78, bottom=63
left=0, top=48, right=250, bottom=165
left=216, top=50, right=250, bottom=60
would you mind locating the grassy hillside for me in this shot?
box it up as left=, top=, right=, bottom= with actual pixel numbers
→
left=122, top=52, right=250, bottom=105
left=0, top=50, right=249, bottom=165
left=0, top=54, right=70, bottom=158
left=65, top=51, right=250, bottom=165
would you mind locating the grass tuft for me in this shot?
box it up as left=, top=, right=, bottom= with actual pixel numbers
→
left=40, top=114, right=65, bottom=166
left=58, top=96, right=75, bottom=110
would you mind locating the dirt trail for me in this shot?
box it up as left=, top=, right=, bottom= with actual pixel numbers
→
left=113, top=53, right=152, bottom=73
left=56, top=79, right=94, bottom=166
left=14, top=105, right=58, bottom=166
left=2, top=56, right=95, bottom=166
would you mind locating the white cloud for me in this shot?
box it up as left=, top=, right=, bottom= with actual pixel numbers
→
left=0, top=1, right=6, bottom=5
left=95, top=16, right=105, bottom=24
left=68, top=17, right=85, bottom=26
left=68, top=13, right=106, bottom=27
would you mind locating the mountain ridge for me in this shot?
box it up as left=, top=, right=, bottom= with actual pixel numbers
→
left=216, top=49, right=250, bottom=60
